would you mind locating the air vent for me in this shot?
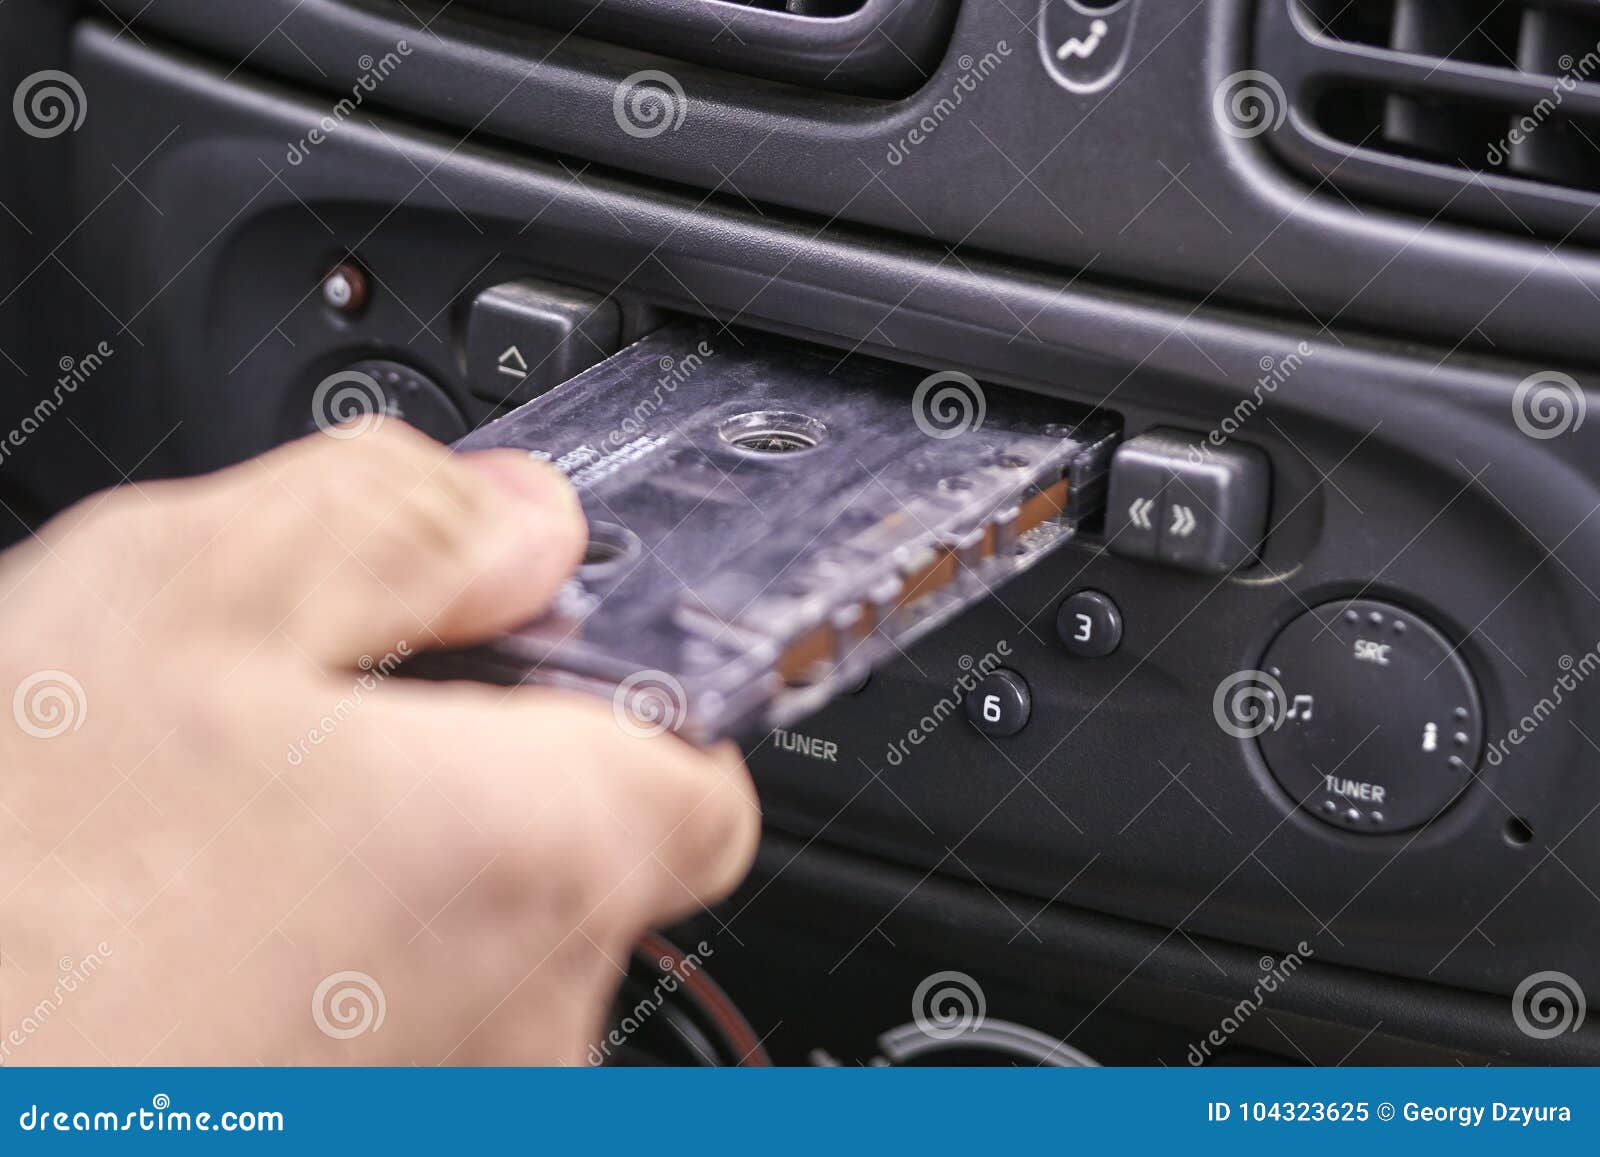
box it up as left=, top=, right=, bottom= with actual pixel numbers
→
left=452, top=0, right=959, bottom=97
left=1253, top=0, right=1600, bottom=240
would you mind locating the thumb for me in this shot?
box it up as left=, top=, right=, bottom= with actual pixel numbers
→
left=204, top=422, right=587, bottom=665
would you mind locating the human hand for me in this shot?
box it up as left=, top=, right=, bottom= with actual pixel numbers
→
left=0, top=422, right=758, bottom=1064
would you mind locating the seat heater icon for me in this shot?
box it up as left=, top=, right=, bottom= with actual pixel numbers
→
left=1057, top=18, right=1108, bottom=61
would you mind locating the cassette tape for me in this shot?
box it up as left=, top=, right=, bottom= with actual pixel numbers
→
left=442, top=322, right=1119, bottom=744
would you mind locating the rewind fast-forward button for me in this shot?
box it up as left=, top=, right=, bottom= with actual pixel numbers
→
left=1105, top=430, right=1271, bottom=574
left=1106, top=454, right=1164, bottom=561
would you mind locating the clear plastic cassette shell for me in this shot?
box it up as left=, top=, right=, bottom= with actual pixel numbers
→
left=442, top=322, right=1119, bottom=744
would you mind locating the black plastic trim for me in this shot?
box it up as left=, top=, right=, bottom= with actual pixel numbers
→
left=726, top=832, right=1600, bottom=1064
left=450, top=0, right=959, bottom=96
left=88, top=0, right=1600, bottom=367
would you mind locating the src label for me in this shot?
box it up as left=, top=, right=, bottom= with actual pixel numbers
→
left=1353, top=639, right=1393, bottom=665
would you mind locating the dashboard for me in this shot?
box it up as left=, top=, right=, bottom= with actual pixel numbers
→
left=3, top=0, right=1598, bottom=1065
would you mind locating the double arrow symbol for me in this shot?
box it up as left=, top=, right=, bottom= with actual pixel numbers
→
left=1128, top=496, right=1199, bottom=537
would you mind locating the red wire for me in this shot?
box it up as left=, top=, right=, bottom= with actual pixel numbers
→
left=638, top=932, right=771, bottom=1066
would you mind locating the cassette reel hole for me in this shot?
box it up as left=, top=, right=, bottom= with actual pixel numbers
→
left=718, top=411, right=827, bottom=456
left=580, top=522, right=642, bottom=577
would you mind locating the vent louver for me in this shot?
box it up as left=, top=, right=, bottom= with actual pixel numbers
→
left=1254, top=0, right=1600, bottom=239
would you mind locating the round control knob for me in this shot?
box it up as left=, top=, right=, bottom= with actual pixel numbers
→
left=289, top=358, right=467, bottom=445
left=1253, top=599, right=1484, bottom=833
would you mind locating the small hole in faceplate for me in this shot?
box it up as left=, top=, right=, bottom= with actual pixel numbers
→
left=1504, top=816, right=1535, bottom=847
